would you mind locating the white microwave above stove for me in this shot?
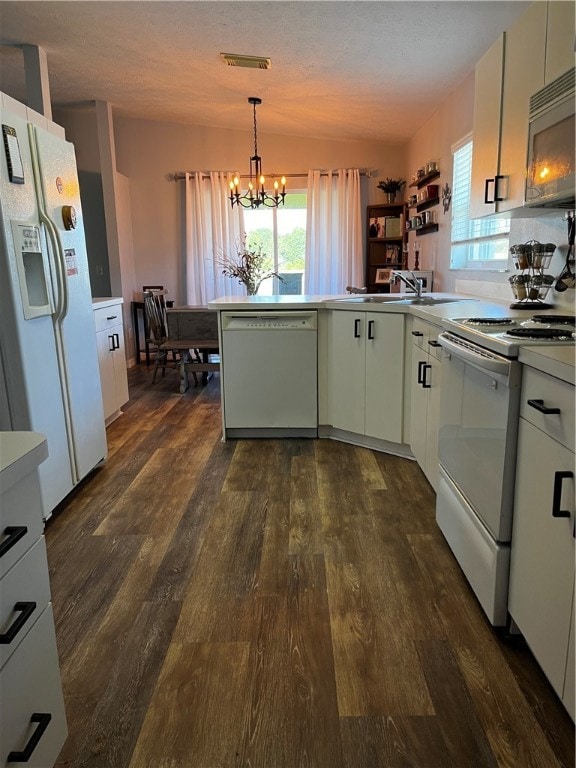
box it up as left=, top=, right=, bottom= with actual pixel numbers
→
left=525, top=67, right=575, bottom=210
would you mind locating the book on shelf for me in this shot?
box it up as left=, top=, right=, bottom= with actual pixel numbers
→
left=385, top=216, right=402, bottom=237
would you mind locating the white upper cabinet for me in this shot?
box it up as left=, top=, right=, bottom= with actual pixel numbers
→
left=470, top=1, right=574, bottom=218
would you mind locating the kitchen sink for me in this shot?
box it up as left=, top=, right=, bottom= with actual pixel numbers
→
left=331, top=296, right=408, bottom=303
left=401, top=297, right=465, bottom=306
left=331, top=296, right=467, bottom=305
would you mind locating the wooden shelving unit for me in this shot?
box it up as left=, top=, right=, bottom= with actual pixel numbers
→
left=365, top=202, right=408, bottom=293
left=407, top=169, right=440, bottom=236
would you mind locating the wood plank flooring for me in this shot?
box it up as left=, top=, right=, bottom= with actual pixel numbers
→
left=46, top=365, right=575, bottom=768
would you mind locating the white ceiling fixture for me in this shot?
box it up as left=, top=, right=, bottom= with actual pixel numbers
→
left=220, top=53, right=271, bottom=69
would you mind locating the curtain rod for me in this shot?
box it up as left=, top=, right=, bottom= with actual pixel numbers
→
left=172, top=169, right=375, bottom=182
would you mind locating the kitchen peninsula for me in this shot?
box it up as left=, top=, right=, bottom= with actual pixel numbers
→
left=209, top=291, right=574, bottom=447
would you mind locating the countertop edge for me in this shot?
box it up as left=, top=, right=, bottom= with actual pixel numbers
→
left=0, top=431, right=49, bottom=492
left=92, top=297, right=124, bottom=310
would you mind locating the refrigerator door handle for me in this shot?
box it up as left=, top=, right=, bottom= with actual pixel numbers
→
left=28, top=125, right=69, bottom=322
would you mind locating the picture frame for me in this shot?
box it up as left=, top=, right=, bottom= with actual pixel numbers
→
left=369, top=217, right=386, bottom=239
left=375, top=268, right=392, bottom=284
left=385, top=244, right=400, bottom=264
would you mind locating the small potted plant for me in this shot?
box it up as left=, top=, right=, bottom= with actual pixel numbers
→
left=377, top=177, right=406, bottom=203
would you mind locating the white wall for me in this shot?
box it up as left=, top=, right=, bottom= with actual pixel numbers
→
left=405, top=72, right=575, bottom=311
left=111, top=115, right=408, bottom=304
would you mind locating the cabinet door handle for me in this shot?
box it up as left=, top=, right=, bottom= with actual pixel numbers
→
left=484, top=178, right=495, bottom=204
left=367, top=320, right=375, bottom=340
left=0, top=601, right=36, bottom=644
left=0, top=526, right=27, bottom=558
left=411, top=331, right=424, bottom=337
left=552, top=471, right=573, bottom=519
left=527, top=398, right=560, bottom=415
left=108, top=334, right=115, bottom=352
left=494, top=174, right=506, bottom=201
left=354, top=319, right=361, bottom=338
left=428, top=340, right=442, bottom=348
left=113, top=333, right=120, bottom=350
left=422, top=363, right=432, bottom=389
left=7, top=713, right=52, bottom=762
left=417, top=360, right=426, bottom=384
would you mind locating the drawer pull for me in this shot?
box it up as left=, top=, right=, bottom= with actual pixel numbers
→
left=0, top=601, right=37, bottom=644
left=7, top=713, right=52, bottom=762
left=428, top=340, right=442, bottom=348
left=527, top=398, right=560, bottom=415
left=411, top=331, right=424, bottom=337
left=0, top=526, right=28, bottom=558
left=552, top=471, right=573, bottom=519
left=106, top=315, right=118, bottom=321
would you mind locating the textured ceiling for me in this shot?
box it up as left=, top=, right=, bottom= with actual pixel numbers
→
left=0, top=1, right=531, bottom=143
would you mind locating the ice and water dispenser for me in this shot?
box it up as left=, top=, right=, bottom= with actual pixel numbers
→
left=11, top=221, right=52, bottom=319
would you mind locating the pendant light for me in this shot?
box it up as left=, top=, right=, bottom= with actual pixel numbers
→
left=229, top=97, right=286, bottom=209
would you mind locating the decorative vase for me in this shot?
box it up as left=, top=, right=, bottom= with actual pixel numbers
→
left=386, top=192, right=396, bottom=204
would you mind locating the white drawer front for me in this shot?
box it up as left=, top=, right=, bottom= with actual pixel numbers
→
left=0, top=605, right=67, bottom=767
left=1, top=537, right=51, bottom=670
left=93, top=304, right=123, bottom=333
left=0, top=473, right=43, bottom=579
left=521, top=367, right=575, bottom=453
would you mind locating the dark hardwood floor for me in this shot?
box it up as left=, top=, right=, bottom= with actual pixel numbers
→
left=47, top=365, right=575, bottom=767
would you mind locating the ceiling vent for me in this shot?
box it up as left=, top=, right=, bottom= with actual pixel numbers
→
left=220, top=53, right=271, bottom=70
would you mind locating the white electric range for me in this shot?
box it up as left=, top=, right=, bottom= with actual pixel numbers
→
left=435, top=311, right=574, bottom=626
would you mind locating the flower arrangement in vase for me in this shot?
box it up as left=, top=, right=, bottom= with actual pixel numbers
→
left=217, top=239, right=283, bottom=295
left=377, top=177, right=406, bottom=203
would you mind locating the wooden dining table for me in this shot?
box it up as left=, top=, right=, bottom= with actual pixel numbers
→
left=165, top=306, right=219, bottom=393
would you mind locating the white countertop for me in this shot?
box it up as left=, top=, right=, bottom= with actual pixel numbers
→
left=0, top=431, right=48, bottom=493
left=209, top=293, right=576, bottom=380
left=92, top=297, right=124, bottom=309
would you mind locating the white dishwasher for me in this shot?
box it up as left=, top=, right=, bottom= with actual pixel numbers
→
left=220, top=310, right=318, bottom=438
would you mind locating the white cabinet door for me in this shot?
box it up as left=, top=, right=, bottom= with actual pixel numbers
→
left=469, top=34, right=505, bottom=220
left=94, top=304, right=129, bottom=423
left=96, top=329, right=118, bottom=421
left=329, top=310, right=404, bottom=442
left=111, top=321, right=129, bottom=410
left=365, top=312, right=404, bottom=443
left=498, top=1, right=547, bottom=213
left=330, top=311, right=366, bottom=435
left=563, top=596, right=575, bottom=720
left=545, top=1, right=576, bottom=84
left=409, top=335, right=428, bottom=470
left=509, top=418, right=575, bottom=699
left=470, top=2, right=549, bottom=217
left=409, top=320, right=442, bottom=490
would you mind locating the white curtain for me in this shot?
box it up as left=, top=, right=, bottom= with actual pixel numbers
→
left=184, top=171, right=244, bottom=305
left=304, top=168, right=363, bottom=294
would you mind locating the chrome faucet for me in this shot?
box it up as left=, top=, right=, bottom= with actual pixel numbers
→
left=391, top=271, right=424, bottom=298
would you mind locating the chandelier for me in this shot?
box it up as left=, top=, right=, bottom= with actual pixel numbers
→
left=229, top=97, right=287, bottom=209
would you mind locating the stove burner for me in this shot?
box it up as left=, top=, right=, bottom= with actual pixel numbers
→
left=463, top=318, right=515, bottom=326
left=505, top=328, right=575, bottom=340
left=530, top=315, right=575, bottom=326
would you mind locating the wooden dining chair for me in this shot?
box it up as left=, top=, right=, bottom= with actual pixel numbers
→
left=143, top=290, right=197, bottom=386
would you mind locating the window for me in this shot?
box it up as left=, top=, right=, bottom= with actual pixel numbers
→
left=243, top=192, right=307, bottom=295
left=449, top=137, right=510, bottom=270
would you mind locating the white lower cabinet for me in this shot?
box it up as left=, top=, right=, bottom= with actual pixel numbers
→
left=509, top=367, right=575, bottom=721
left=0, top=433, right=67, bottom=767
left=329, top=310, right=405, bottom=443
left=94, top=300, right=129, bottom=424
left=409, top=318, right=443, bottom=490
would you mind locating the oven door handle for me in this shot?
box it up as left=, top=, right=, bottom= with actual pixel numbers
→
left=438, top=332, right=511, bottom=376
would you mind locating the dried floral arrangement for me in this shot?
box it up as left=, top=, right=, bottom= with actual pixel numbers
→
left=217, top=240, right=283, bottom=295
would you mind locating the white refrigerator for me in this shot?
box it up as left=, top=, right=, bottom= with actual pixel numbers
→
left=0, top=95, right=107, bottom=519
